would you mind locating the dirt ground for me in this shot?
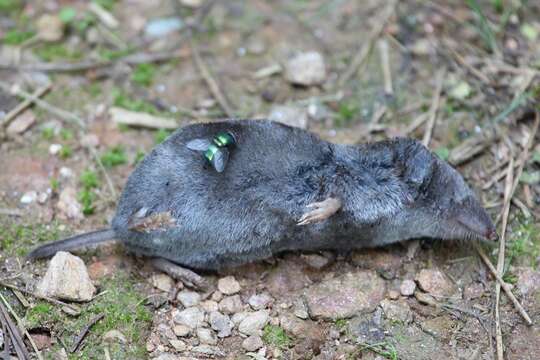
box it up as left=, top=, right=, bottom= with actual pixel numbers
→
left=1, top=0, right=540, bottom=359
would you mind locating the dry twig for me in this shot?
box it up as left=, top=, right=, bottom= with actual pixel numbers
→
left=337, top=1, right=396, bottom=88
left=378, top=38, right=393, bottom=95
left=1, top=84, right=51, bottom=129
left=70, top=313, right=105, bottom=353
left=190, top=38, right=235, bottom=118
left=422, top=69, right=445, bottom=147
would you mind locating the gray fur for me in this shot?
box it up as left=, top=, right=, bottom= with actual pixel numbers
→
left=29, top=120, right=497, bottom=270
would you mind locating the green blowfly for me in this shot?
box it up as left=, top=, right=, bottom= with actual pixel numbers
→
left=186, top=131, right=237, bottom=172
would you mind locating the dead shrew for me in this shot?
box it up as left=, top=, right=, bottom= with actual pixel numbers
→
left=29, top=120, right=498, bottom=288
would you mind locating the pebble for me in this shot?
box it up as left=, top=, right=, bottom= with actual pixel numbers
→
left=416, top=269, right=456, bottom=297
left=268, top=105, right=308, bottom=129
left=59, top=166, right=74, bottom=178
left=56, top=187, right=84, bottom=221
left=80, top=134, right=99, bottom=148
left=516, top=267, right=540, bottom=296
left=293, top=298, right=309, bottom=319
left=284, top=51, right=326, bottom=86
left=380, top=299, right=413, bottom=324
left=173, top=307, right=205, bottom=328
left=37, top=192, right=48, bottom=204
left=209, top=311, right=233, bottom=338
left=103, top=330, right=127, bottom=344
left=387, top=290, right=400, bottom=300
left=217, top=276, right=241, bottom=295
left=145, top=17, right=183, bottom=38
left=242, top=335, right=264, bottom=352
left=173, top=324, right=191, bottom=337
left=248, top=293, right=272, bottom=310
left=301, top=253, right=331, bottom=269
left=400, top=279, right=416, bottom=296
left=218, top=295, right=243, bottom=314
left=304, top=271, right=386, bottom=320
left=197, top=327, right=217, bottom=345
left=179, top=0, right=203, bottom=7
left=6, top=110, right=35, bottom=135
left=151, top=274, right=175, bottom=293
left=36, top=252, right=96, bottom=302
left=49, top=143, right=62, bottom=155
left=200, top=300, right=219, bottom=313
left=232, top=311, right=249, bottom=325
left=20, top=191, right=37, bottom=204
left=169, top=339, right=186, bottom=351
left=192, top=345, right=225, bottom=356
left=211, top=290, right=223, bottom=302
left=238, top=310, right=269, bottom=336
left=176, top=290, right=201, bottom=307
left=36, top=14, right=64, bottom=42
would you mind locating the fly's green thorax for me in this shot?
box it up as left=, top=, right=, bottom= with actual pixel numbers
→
left=204, top=144, right=219, bottom=162
left=213, top=132, right=236, bottom=147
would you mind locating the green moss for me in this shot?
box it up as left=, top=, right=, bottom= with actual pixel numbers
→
left=262, top=325, right=292, bottom=349
left=507, top=218, right=540, bottom=269
left=0, top=222, right=63, bottom=257
left=357, top=342, right=399, bottom=360
left=60, top=128, right=74, bottom=141
left=134, top=150, right=146, bottom=165
left=3, top=29, right=34, bottom=45
left=59, top=7, right=76, bottom=24
left=93, top=0, right=117, bottom=11
left=335, top=101, right=359, bottom=127
left=41, top=127, right=55, bottom=140
left=80, top=170, right=100, bottom=189
left=154, top=129, right=172, bottom=144
left=0, top=0, right=21, bottom=13
left=100, top=146, right=127, bottom=168
left=34, top=44, right=83, bottom=62
left=112, top=88, right=162, bottom=115
left=78, top=169, right=100, bottom=216
left=132, top=63, right=157, bottom=87
left=335, top=318, right=348, bottom=330
left=23, top=273, right=152, bottom=359
left=99, top=48, right=132, bottom=61
left=59, top=145, right=73, bottom=159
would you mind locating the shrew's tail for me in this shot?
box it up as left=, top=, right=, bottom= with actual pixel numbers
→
left=27, top=229, right=116, bottom=260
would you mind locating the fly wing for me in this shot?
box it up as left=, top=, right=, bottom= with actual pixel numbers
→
left=211, top=148, right=229, bottom=173
left=186, top=138, right=212, bottom=151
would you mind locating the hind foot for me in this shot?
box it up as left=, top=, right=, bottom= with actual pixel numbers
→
left=151, top=258, right=208, bottom=290
left=297, top=197, right=342, bottom=225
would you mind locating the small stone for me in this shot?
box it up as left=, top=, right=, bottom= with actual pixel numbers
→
left=200, top=300, right=219, bottom=313
left=416, top=269, right=456, bottom=297
left=238, top=310, right=269, bottom=336
left=211, top=290, right=223, bottom=302
left=0, top=328, right=3, bottom=349
left=36, top=252, right=96, bottom=302
left=169, top=339, right=186, bottom=351
left=36, top=14, right=64, bottom=42
left=232, top=311, right=249, bottom=325
left=293, top=298, right=309, bottom=319
left=217, top=276, right=241, bottom=295
left=351, top=250, right=402, bottom=280
left=49, top=143, right=62, bottom=155
left=173, top=307, right=205, bottom=328
left=173, top=324, right=191, bottom=337
left=103, top=330, right=127, bottom=344
left=59, top=166, right=74, bottom=178
left=37, top=192, right=48, bottom=204
left=516, top=267, right=540, bottom=296
left=242, top=335, right=264, bottom=352
left=209, top=311, right=233, bottom=338
left=176, top=290, right=201, bottom=307
left=304, top=271, right=386, bottom=320
left=20, top=191, right=37, bottom=204
left=380, top=299, right=412, bottom=323
left=301, top=253, right=331, bottom=269
left=192, top=344, right=225, bottom=356
left=284, top=51, right=326, bottom=86
left=153, top=352, right=179, bottom=360
left=268, top=105, right=308, bottom=129
left=218, top=295, right=243, bottom=314
left=6, top=110, right=35, bottom=135
left=56, top=187, right=84, bottom=221
left=197, top=327, right=217, bottom=345
left=400, top=279, right=416, bottom=297
left=158, top=323, right=176, bottom=340
left=179, top=0, right=203, bottom=8
left=387, top=290, right=400, bottom=300
left=151, top=273, right=174, bottom=293
left=248, top=293, right=272, bottom=310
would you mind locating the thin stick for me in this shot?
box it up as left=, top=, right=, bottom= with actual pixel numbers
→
left=474, top=244, right=532, bottom=325
left=1, top=84, right=51, bottom=128
left=0, top=282, right=81, bottom=314
left=70, top=313, right=105, bottom=353
left=447, top=47, right=491, bottom=84
left=422, top=69, right=445, bottom=147
left=0, top=293, right=41, bottom=360
left=190, top=38, right=234, bottom=118
left=495, top=155, right=513, bottom=360
left=0, top=299, right=30, bottom=360
left=337, top=1, right=396, bottom=88
left=378, top=38, right=393, bottom=95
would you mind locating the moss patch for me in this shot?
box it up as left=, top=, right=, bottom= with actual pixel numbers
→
left=262, top=324, right=292, bottom=349
left=0, top=221, right=64, bottom=257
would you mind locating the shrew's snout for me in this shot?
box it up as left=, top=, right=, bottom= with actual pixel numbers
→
left=454, top=197, right=498, bottom=242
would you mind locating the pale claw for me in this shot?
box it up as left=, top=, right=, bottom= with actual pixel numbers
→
left=297, top=198, right=342, bottom=226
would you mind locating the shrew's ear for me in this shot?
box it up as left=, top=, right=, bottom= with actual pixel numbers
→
left=403, top=142, right=435, bottom=194
left=186, top=138, right=212, bottom=151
